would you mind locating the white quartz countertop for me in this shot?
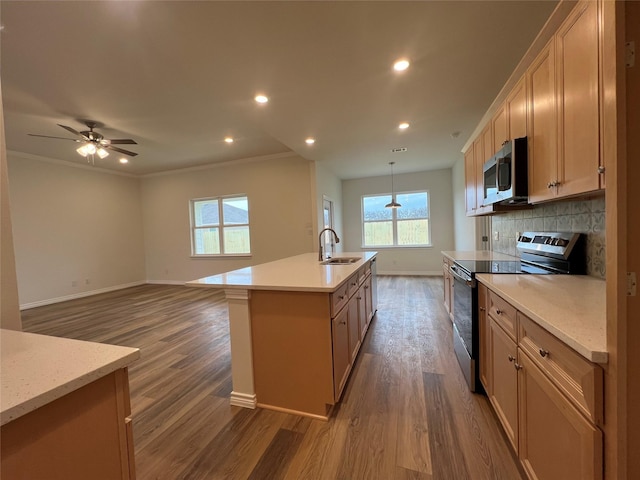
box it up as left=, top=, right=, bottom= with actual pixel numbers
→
left=1, top=329, right=140, bottom=426
left=476, top=274, right=607, bottom=364
left=442, top=250, right=518, bottom=262
left=186, top=252, right=377, bottom=292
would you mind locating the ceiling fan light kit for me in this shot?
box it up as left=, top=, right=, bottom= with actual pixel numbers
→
left=28, top=120, right=139, bottom=165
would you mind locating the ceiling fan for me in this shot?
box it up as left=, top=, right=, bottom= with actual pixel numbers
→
left=28, top=121, right=138, bottom=159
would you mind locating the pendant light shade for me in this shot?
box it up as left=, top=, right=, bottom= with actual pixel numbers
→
left=385, top=161, right=402, bottom=208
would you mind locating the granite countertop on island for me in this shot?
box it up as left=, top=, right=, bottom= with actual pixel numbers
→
left=186, top=252, right=377, bottom=292
left=1, top=329, right=140, bottom=426
left=476, top=274, right=607, bottom=364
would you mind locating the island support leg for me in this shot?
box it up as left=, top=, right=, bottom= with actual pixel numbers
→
left=225, top=289, right=257, bottom=409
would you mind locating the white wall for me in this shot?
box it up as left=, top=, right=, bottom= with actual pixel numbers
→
left=141, top=154, right=315, bottom=282
left=312, top=161, right=344, bottom=253
left=8, top=154, right=146, bottom=307
left=451, top=156, right=478, bottom=250
left=342, top=168, right=454, bottom=275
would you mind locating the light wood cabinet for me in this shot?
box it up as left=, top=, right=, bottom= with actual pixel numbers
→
left=527, top=38, right=558, bottom=203
left=442, top=257, right=454, bottom=321
left=555, top=0, right=602, bottom=197
left=1, top=368, right=136, bottom=480
left=518, top=352, right=603, bottom=480
left=507, top=77, right=527, bottom=140
left=480, top=282, right=604, bottom=480
left=250, top=260, right=376, bottom=418
left=478, top=282, right=490, bottom=392
left=464, top=147, right=476, bottom=214
left=473, top=135, right=485, bottom=210
left=489, top=316, right=519, bottom=451
left=492, top=105, right=508, bottom=153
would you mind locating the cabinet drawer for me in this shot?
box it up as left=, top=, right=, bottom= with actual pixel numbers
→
left=347, top=273, right=360, bottom=298
left=518, top=313, right=603, bottom=425
left=358, top=263, right=371, bottom=285
left=488, top=291, right=518, bottom=341
left=330, top=282, right=350, bottom=318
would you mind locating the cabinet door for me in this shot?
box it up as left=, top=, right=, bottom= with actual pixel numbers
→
left=527, top=38, right=558, bottom=203
left=492, top=105, right=508, bottom=153
left=464, top=147, right=476, bottom=214
left=443, top=261, right=451, bottom=315
left=489, top=318, right=519, bottom=451
left=507, top=77, right=527, bottom=140
left=347, top=296, right=361, bottom=362
left=474, top=135, right=485, bottom=209
left=332, top=307, right=350, bottom=402
left=556, top=0, right=601, bottom=197
left=356, top=285, right=367, bottom=342
left=518, top=352, right=603, bottom=480
left=478, top=283, right=490, bottom=393
left=364, top=275, right=373, bottom=325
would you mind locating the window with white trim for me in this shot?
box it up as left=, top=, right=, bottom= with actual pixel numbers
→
left=362, top=191, right=431, bottom=247
left=190, top=195, right=251, bottom=256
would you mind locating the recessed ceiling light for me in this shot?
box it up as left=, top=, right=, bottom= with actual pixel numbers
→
left=305, top=138, right=315, bottom=145
left=398, top=122, right=410, bottom=130
left=119, top=158, right=129, bottom=164
left=255, top=94, right=269, bottom=104
left=224, top=137, right=234, bottom=143
left=393, top=59, right=410, bottom=72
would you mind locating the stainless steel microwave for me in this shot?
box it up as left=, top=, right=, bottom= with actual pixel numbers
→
left=482, top=137, right=529, bottom=206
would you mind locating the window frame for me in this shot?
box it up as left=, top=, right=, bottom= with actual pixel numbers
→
left=360, top=190, right=432, bottom=248
left=189, top=194, right=252, bottom=258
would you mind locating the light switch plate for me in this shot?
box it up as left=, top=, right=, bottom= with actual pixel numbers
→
left=493, top=231, right=499, bottom=241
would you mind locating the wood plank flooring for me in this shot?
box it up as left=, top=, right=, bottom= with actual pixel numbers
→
left=20, top=277, right=526, bottom=480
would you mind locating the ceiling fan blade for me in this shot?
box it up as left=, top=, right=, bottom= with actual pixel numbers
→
left=107, top=145, right=139, bottom=157
left=27, top=133, right=79, bottom=141
left=57, top=124, right=83, bottom=137
left=107, top=139, right=137, bottom=145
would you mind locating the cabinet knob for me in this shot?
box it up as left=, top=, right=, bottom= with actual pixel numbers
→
left=351, top=282, right=357, bottom=286
left=508, top=355, right=515, bottom=362
left=514, top=363, right=523, bottom=371
left=539, top=348, right=549, bottom=358
left=479, top=307, right=486, bottom=312
left=364, top=285, right=369, bottom=289
left=496, top=309, right=502, bottom=315
left=338, top=295, right=345, bottom=300
left=356, top=296, right=362, bottom=300
left=340, top=320, right=347, bottom=325
left=597, top=166, right=605, bottom=174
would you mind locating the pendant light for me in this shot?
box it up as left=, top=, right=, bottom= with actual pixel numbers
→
left=385, top=161, right=402, bottom=208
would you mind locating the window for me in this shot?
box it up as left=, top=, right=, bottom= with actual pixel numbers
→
left=190, top=195, right=251, bottom=256
left=362, top=191, right=430, bottom=247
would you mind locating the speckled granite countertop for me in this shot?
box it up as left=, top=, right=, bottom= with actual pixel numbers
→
left=1, top=329, right=140, bottom=426
left=476, top=274, right=607, bottom=364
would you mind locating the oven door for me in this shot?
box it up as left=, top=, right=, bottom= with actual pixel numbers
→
left=449, top=264, right=479, bottom=391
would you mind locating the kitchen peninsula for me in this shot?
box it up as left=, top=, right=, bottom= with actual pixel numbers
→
left=187, top=252, right=377, bottom=419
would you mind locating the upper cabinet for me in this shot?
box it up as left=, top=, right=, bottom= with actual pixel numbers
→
left=464, top=146, right=476, bottom=215
left=464, top=0, right=605, bottom=213
left=555, top=0, right=602, bottom=196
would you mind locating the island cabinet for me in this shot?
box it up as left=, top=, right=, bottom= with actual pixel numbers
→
left=250, top=263, right=375, bottom=419
left=442, top=256, right=454, bottom=321
left=482, top=287, right=604, bottom=480
left=1, top=368, right=136, bottom=480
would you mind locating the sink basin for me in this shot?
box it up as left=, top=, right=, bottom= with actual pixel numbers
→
left=321, top=257, right=360, bottom=265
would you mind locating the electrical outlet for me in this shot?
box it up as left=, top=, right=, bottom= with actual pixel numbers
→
left=493, top=231, right=499, bottom=241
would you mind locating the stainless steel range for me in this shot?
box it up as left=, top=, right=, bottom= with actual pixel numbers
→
left=449, top=232, right=586, bottom=392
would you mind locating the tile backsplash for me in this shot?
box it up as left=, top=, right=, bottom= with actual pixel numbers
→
left=491, top=195, right=606, bottom=278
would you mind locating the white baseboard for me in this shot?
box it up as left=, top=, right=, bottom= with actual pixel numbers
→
left=146, top=280, right=189, bottom=286
left=20, top=281, right=146, bottom=310
left=377, top=270, right=442, bottom=276
left=230, top=391, right=257, bottom=409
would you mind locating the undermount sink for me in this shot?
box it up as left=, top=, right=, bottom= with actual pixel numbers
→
left=321, top=257, right=360, bottom=265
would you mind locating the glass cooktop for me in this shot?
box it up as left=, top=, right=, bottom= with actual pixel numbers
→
left=454, top=259, right=558, bottom=275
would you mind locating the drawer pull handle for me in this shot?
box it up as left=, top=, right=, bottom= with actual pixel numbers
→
left=514, top=363, right=523, bottom=371
left=356, top=296, right=362, bottom=300
left=507, top=355, right=515, bottom=362
left=364, top=285, right=369, bottom=289
left=539, top=349, right=549, bottom=358
left=339, top=320, right=347, bottom=325
left=496, top=309, right=502, bottom=315
left=479, top=307, right=486, bottom=312
left=351, top=282, right=357, bottom=286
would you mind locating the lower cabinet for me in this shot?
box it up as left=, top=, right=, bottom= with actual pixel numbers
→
left=1, top=368, right=136, bottom=480
left=442, top=257, right=454, bottom=321
left=332, top=306, right=351, bottom=402
left=482, top=286, right=603, bottom=480
left=478, top=283, right=490, bottom=392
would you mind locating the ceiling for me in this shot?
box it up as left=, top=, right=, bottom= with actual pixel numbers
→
left=1, top=1, right=557, bottom=179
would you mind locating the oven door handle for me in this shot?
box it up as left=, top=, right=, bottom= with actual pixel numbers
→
left=450, top=264, right=476, bottom=287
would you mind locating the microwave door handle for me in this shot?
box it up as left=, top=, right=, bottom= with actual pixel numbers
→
left=497, top=157, right=511, bottom=191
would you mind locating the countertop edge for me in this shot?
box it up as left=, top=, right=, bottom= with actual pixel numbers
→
left=1, top=348, right=140, bottom=426
left=476, top=275, right=607, bottom=364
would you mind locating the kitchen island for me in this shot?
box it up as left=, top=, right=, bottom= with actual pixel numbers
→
left=187, top=252, right=377, bottom=419
left=1, top=329, right=140, bottom=479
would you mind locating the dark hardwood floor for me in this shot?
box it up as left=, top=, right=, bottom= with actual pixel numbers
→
left=21, top=277, right=525, bottom=480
